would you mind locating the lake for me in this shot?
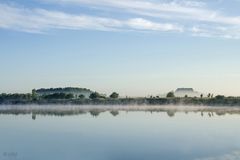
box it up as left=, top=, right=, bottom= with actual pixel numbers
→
left=0, top=105, right=240, bottom=160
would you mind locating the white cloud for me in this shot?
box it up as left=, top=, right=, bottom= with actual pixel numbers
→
left=190, top=25, right=240, bottom=39
left=0, top=3, right=182, bottom=33
left=36, top=0, right=240, bottom=39
left=127, top=18, right=183, bottom=32
left=44, top=0, right=240, bottom=25
left=195, top=150, right=240, bottom=160
left=1, top=1, right=240, bottom=39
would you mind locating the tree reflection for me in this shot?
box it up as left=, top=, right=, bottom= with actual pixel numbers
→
left=32, top=114, right=36, bottom=120
left=110, top=110, right=119, bottom=116
left=0, top=107, right=240, bottom=119
left=215, top=111, right=226, bottom=116
left=167, top=111, right=175, bottom=117
left=208, top=112, right=212, bottom=117
left=89, top=109, right=101, bottom=117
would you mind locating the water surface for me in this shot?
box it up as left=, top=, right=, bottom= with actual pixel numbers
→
left=0, top=105, right=240, bottom=160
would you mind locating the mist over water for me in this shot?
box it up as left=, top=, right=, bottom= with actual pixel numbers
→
left=1, top=105, right=240, bottom=117
left=0, top=105, right=240, bottom=160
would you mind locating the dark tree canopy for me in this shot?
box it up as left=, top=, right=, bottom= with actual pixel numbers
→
left=89, top=92, right=102, bottom=99
left=79, top=94, right=85, bottom=99
left=36, top=87, right=91, bottom=93
left=35, top=87, right=93, bottom=97
left=110, top=92, right=119, bottom=99
left=215, top=95, right=225, bottom=100
left=43, top=93, right=74, bottom=99
left=166, top=92, right=175, bottom=98
left=207, top=93, right=211, bottom=98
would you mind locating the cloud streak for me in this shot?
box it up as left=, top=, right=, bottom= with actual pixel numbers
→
left=45, top=0, right=240, bottom=25
left=41, top=0, right=240, bottom=39
left=1, top=1, right=240, bottom=39
left=195, top=150, right=240, bottom=160
left=0, top=3, right=182, bottom=33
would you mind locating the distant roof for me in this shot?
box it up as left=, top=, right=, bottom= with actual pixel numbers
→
left=175, top=88, right=194, bottom=92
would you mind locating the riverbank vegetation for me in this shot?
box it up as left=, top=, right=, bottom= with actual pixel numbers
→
left=1, top=90, right=240, bottom=107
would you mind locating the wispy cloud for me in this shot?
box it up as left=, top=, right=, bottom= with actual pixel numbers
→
left=1, top=0, right=240, bottom=39
left=44, top=0, right=240, bottom=25
left=41, top=0, right=240, bottom=39
left=0, top=3, right=182, bottom=33
left=195, top=150, right=240, bottom=160
left=127, top=18, right=183, bottom=32
left=191, top=25, right=240, bottom=39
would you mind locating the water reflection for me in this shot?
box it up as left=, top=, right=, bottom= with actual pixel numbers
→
left=167, top=110, right=175, bottom=117
left=89, top=109, right=102, bottom=117
left=32, top=114, right=36, bottom=120
left=0, top=105, right=240, bottom=120
left=1, top=105, right=240, bottom=160
left=110, top=110, right=119, bottom=116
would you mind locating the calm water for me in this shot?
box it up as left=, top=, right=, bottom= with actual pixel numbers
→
left=1, top=105, right=240, bottom=160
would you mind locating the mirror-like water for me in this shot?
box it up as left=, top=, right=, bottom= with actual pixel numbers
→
left=0, top=105, right=240, bottom=160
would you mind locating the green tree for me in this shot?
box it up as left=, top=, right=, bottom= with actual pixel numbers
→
left=79, top=94, right=85, bottom=99
left=166, top=92, right=175, bottom=98
left=110, top=92, right=119, bottom=99
left=207, top=93, right=211, bottom=98
left=65, top=93, right=74, bottom=99
left=215, top=95, right=225, bottom=100
left=43, top=93, right=74, bottom=99
left=32, top=89, right=37, bottom=100
left=89, top=92, right=101, bottom=99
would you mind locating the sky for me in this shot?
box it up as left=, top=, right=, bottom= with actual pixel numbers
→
left=1, top=0, right=240, bottom=97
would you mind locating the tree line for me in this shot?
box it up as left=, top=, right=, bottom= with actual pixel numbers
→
left=1, top=90, right=240, bottom=106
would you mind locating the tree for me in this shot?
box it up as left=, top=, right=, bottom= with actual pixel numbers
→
left=110, top=92, right=119, bottom=99
left=79, top=94, right=85, bottom=99
left=65, top=93, right=74, bottom=99
left=32, top=89, right=38, bottom=100
left=207, top=93, right=211, bottom=98
left=215, top=95, right=225, bottom=100
left=43, top=93, right=74, bottom=99
left=166, top=92, right=175, bottom=98
left=89, top=92, right=101, bottom=99
left=200, top=94, right=203, bottom=98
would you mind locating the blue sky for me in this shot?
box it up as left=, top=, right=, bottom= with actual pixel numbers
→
left=1, top=0, right=240, bottom=96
